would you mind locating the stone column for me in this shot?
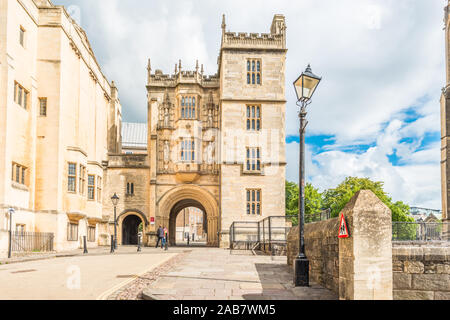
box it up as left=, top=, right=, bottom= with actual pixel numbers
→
left=339, top=190, right=393, bottom=300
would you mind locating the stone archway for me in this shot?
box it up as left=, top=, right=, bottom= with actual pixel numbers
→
left=157, top=185, right=219, bottom=247
left=122, top=214, right=142, bottom=245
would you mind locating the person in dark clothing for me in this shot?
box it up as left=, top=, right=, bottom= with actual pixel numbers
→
left=155, top=226, right=164, bottom=248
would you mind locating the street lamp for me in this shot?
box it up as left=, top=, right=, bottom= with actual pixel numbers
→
left=7, top=208, right=15, bottom=259
left=293, top=64, right=321, bottom=287
left=111, top=193, right=120, bottom=250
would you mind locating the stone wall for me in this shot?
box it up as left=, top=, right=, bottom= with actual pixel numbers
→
left=287, top=219, right=340, bottom=294
left=287, top=190, right=393, bottom=300
left=393, top=245, right=450, bottom=300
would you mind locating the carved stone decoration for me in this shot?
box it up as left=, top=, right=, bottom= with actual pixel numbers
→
left=207, top=92, right=215, bottom=128
left=159, top=91, right=173, bottom=129
left=163, top=140, right=170, bottom=164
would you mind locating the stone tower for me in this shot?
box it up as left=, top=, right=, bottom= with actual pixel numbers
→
left=441, top=1, right=450, bottom=238
left=145, top=14, right=287, bottom=247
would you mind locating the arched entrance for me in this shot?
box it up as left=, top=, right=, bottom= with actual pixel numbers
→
left=122, top=215, right=142, bottom=245
left=169, top=201, right=207, bottom=246
left=157, top=185, right=219, bottom=247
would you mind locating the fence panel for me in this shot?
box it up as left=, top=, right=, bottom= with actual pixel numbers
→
left=11, top=232, right=54, bottom=252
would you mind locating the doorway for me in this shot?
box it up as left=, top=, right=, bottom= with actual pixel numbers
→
left=122, top=215, right=142, bottom=245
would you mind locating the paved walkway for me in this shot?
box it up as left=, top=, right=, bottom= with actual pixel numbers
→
left=0, top=247, right=179, bottom=300
left=143, top=248, right=338, bottom=300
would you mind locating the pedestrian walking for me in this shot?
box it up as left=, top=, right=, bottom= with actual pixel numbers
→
left=163, top=226, right=169, bottom=250
left=155, top=225, right=164, bottom=248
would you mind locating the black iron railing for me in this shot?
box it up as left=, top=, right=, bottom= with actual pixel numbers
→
left=11, top=231, right=54, bottom=252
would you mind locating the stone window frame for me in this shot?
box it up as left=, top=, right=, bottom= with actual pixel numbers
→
left=246, top=104, right=262, bottom=131
left=246, top=189, right=262, bottom=216
left=180, top=95, right=197, bottom=120
left=68, top=162, right=77, bottom=193
left=245, top=147, right=261, bottom=173
left=87, top=174, right=95, bottom=201
left=79, top=165, right=86, bottom=195
left=97, top=176, right=102, bottom=203
left=14, top=81, right=29, bottom=110
left=19, top=26, right=26, bottom=47
left=15, top=224, right=26, bottom=233
left=180, top=138, right=195, bottom=162
left=126, top=182, right=135, bottom=196
left=87, top=226, right=96, bottom=242
left=11, top=162, right=27, bottom=186
left=39, top=97, right=47, bottom=116
left=67, top=222, right=78, bottom=241
left=247, top=59, right=262, bottom=85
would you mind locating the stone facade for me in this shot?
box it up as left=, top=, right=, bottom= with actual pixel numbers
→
left=287, top=190, right=393, bottom=300
left=393, top=245, right=450, bottom=300
left=1, top=1, right=286, bottom=253
left=0, top=0, right=121, bottom=252
left=130, top=14, right=287, bottom=248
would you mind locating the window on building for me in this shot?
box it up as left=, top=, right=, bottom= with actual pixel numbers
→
left=67, top=223, right=78, bottom=241
left=79, top=165, right=86, bottom=195
left=12, top=163, right=27, bottom=185
left=246, top=105, right=261, bottom=131
left=68, top=163, right=76, bottom=193
left=126, top=182, right=135, bottom=196
left=14, top=82, right=29, bottom=109
left=246, top=148, right=261, bottom=172
left=247, top=59, right=261, bottom=85
left=180, top=139, right=195, bottom=162
left=246, top=189, right=262, bottom=215
left=15, top=224, right=25, bottom=234
left=181, top=96, right=196, bottom=119
left=88, top=175, right=95, bottom=200
left=39, top=98, right=47, bottom=116
left=87, top=226, right=96, bottom=242
left=97, top=176, right=102, bottom=203
left=19, top=26, right=25, bottom=47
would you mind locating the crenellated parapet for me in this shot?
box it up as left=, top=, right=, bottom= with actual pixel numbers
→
left=221, top=14, right=286, bottom=51
left=147, top=66, right=220, bottom=89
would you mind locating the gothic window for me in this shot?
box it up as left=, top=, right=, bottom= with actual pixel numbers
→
left=127, top=182, right=134, bottom=195
left=181, top=96, right=196, bottom=119
left=39, top=98, right=47, bottom=116
left=246, top=147, right=261, bottom=172
left=14, top=82, right=28, bottom=109
left=247, top=59, right=262, bottom=85
left=246, top=105, right=261, bottom=131
left=246, top=189, right=261, bottom=215
left=180, top=139, right=195, bottom=162
left=12, top=163, right=27, bottom=186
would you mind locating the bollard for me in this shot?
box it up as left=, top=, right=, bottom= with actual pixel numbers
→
left=137, top=233, right=142, bottom=252
left=83, top=236, right=88, bottom=254
left=165, top=236, right=168, bottom=251
left=110, top=235, right=114, bottom=253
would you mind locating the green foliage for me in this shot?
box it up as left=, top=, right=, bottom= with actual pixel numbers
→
left=138, top=223, right=143, bottom=232
left=286, top=177, right=414, bottom=223
left=285, top=181, right=322, bottom=225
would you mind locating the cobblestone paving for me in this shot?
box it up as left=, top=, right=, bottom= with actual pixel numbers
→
left=141, top=248, right=338, bottom=300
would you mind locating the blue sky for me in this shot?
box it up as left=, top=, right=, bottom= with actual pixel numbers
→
left=53, top=0, right=446, bottom=209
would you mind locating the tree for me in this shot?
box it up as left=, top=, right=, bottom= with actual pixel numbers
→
left=285, top=181, right=323, bottom=225
left=322, top=177, right=413, bottom=222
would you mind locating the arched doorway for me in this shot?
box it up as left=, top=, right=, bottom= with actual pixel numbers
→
left=122, top=215, right=142, bottom=245
left=157, top=185, right=219, bottom=247
left=169, top=201, right=208, bottom=246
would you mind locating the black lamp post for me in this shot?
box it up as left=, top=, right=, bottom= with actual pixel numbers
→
left=7, top=208, right=14, bottom=259
left=293, top=64, right=321, bottom=287
left=111, top=193, right=120, bottom=250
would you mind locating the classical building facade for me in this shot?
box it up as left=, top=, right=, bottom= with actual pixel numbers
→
left=0, top=0, right=286, bottom=256
left=0, top=0, right=121, bottom=254
left=104, top=14, right=287, bottom=248
left=442, top=1, right=450, bottom=239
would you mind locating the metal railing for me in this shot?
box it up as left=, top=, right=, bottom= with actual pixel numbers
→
left=392, top=222, right=449, bottom=242
left=11, top=231, right=54, bottom=252
left=229, top=216, right=295, bottom=255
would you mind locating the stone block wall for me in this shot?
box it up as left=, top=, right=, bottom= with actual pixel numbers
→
left=393, top=245, right=450, bottom=300
left=287, top=190, right=393, bottom=300
left=287, top=218, right=340, bottom=294
left=0, top=230, right=8, bottom=259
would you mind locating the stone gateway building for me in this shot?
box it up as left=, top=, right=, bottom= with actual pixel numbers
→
left=105, top=14, right=287, bottom=248
left=0, top=0, right=287, bottom=256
